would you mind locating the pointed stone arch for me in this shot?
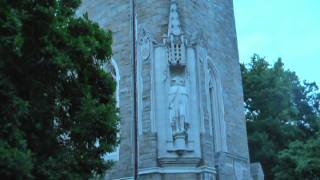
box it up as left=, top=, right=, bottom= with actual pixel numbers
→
left=104, top=58, right=120, bottom=108
left=103, top=58, right=120, bottom=161
left=206, top=58, right=228, bottom=153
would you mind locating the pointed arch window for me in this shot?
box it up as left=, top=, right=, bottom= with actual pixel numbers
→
left=207, top=62, right=228, bottom=153
left=103, top=58, right=120, bottom=161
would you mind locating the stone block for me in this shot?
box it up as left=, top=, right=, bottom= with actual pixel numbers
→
left=250, top=163, right=264, bottom=180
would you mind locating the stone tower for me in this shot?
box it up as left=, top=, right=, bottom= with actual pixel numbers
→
left=78, top=0, right=262, bottom=179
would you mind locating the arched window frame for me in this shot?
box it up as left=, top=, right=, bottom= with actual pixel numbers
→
left=103, top=58, right=120, bottom=161
left=206, top=59, right=228, bottom=153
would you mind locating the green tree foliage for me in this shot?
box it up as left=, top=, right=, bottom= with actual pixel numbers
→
left=0, top=0, right=118, bottom=179
left=241, top=54, right=320, bottom=179
left=274, top=135, right=320, bottom=180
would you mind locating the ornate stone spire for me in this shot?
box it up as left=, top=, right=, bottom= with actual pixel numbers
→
left=167, top=0, right=186, bottom=66
left=168, top=0, right=182, bottom=36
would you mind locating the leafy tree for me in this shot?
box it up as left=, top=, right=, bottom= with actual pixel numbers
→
left=0, top=0, right=118, bottom=179
left=241, top=54, right=320, bottom=179
left=274, top=134, right=320, bottom=180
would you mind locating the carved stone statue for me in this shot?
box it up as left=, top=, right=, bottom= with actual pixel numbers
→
left=169, top=76, right=189, bottom=138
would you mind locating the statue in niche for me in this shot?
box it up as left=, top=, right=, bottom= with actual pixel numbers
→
left=169, top=76, right=189, bottom=139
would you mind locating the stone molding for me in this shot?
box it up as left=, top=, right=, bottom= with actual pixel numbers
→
left=138, top=166, right=216, bottom=175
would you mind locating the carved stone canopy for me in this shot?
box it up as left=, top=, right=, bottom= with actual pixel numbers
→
left=167, top=0, right=186, bottom=67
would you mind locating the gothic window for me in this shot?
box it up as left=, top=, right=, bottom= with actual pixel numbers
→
left=207, top=63, right=228, bottom=152
left=208, top=76, right=215, bottom=133
left=103, top=58, right=120, bottom=161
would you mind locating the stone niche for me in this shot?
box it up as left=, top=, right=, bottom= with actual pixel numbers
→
left=136, top=0, right=229, bottom=179
left=145, top=1, right=203, bottom=167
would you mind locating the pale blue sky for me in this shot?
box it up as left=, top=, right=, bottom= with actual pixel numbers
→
left=234, top=0, right=320, bottom=85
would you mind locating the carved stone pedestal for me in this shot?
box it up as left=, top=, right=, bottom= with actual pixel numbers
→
left=173, top=134, right=187, bottom=154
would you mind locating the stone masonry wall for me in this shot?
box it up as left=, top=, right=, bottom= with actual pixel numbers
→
left=78, top=0, right=135, bottom=179
left=78, top=0, right=250, bottom=179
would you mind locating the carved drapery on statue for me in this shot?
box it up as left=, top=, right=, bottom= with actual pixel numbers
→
left=169, top=76, right=189, bottom=138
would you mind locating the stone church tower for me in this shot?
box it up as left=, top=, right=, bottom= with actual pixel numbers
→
left=78, top=0, right=263, bottom=179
